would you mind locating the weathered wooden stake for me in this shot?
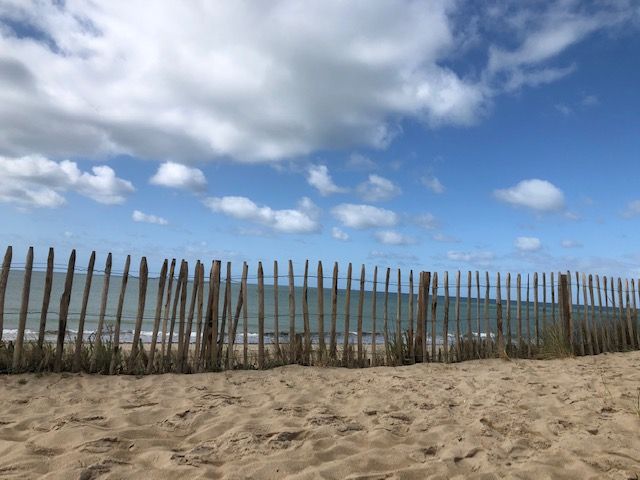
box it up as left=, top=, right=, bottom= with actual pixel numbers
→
left=384, top=267, right=390, bottom=364
left=357, top=264, right=365, bottom=366
left=108, top=254, right=128, bottom=375
left=129, top=257, right=149, bottom=371
left=160, top=259, right=176, bottom=359
left=455, top=271, right=461, bottom=361
left=37, top=247, right=54, bottom=348
left=396, top=268, right=402, bottom=364
left=516, top=273, right=522, bottom=356
left=443, top=271, right=450, bottom=362
left=209, top=260, right=221, bottom=369
left=55, top=249, right=76, bottom=372
left=302, top=260, right=310, bottom=363
left=496, top=272, right=503, bottom=356
left=0, top=246, right=12, bottom=343
left=288, top=260, right=296, bottom=363
left=431, top=272, right=438, bottom=361
left=317, top=261, right=324, bottom=359
left=408, top=270, right=414, bottom=362
left=330, top=262, right=338, bottom=360
left=13, top=247, right=34, bottom=370
left=258, top=261, right=265, bottom=369
left=343, top=262, right=352, bottom=366
left=147, top=259, right=168, bottom=374
left=371, top=266, right=378, bottom=365
left=73, top=251, right=96, bottom=372
left=274, top=260, right=280, bottom=358
left=423, top=272, right=431, bottom=363
left=91, top=252, right=112, bottom=372
left=182, top=260, right=201, bottom=371
left=506, top=273, right=511, bottom=355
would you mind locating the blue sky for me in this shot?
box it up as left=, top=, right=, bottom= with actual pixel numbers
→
left=0, top=0, right=639, bottom=278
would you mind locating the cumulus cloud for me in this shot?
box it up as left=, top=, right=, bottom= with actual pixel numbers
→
left=494, top=179, right=565, bottom=212
left=0, top=2, right=635, bottom=164
left=331, top=203, right=397, bottom=230
left=446, top=250, right=495, bottom=267
left=306, top=165, right=346, bottom=196
left=357, top=174, right=401, bottom=202
left=375, top=230, right=415, bottom=245
left=515, top=236, right=542, bottom=252
left=0, top=155, right=134, bottom=208
left=150, top=162, right=207, bottom=192
left=623, top=200, right=640, bottom=218
left=204, top=195, right=320, bottom=234
left=0, top=1, right=489, bottom=163
left=421, top=174, right=445, bottom=194
left=331, top=227, right=349, bottom=241
left=132, top=210, right=168, bottom=225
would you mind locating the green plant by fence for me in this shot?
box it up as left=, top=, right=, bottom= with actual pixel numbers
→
left=0, top=245, right=638, bottom=374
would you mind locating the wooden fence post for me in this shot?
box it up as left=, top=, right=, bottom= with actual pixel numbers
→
left=430, top=272, right=438, bottom=361
left=274, top=260, right=280, bottom=358
left=258, top=261, right=265, bottom=369
left=317, top=261, right=324, bottom=359
left=357, top=264, right=365, bottom=367
left=423, top=272, right=431, bottom=363
left=91, top=252, right=112, bottom=372
left=383, top=267, right=390, bottom=364
left=455, top=271, right=461, bottom=361
left=37, top=247, right=54, bottom=349
left=496, top=272, right=503, bottom=357
left=55, top=249, right=76, bottom=372
left=108, top=254, right=130, bottom=375
left=559, top=274, right=571, bottom=348
left=13, top=246, right=34, bottom=370
left=408, top=270, right=414, bottom=362
left=147, top=259, right=168, bottom=374
left=0, top=246, right=12, bottom=343
left=288, top=260, right=296, bottom=363
left=330, top=262, right=338, bottom=360
left=129, top=256, right=149, bottom=371
left=443, top=271, right=449, bottom=362
left=160, top=259, right=176, bottom=360
left=396, top=268, right=402, bottom=364
left=182, top=260, right=201, bottom=371
left=210, top=260, right=221, bottom=369
left=73, top=251, right=96, bottom=372
left=371, top=266, right=378, bottom=365
left=343, top=262, right=352, bottom=366
left=302, top=260, right=310, bottom=363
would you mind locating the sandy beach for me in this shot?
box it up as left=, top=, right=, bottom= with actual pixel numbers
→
left=0, top=352, right=638, bottom=479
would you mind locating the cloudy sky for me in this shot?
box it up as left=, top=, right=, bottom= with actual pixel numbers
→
left=1, top=0, right=639, bottom=277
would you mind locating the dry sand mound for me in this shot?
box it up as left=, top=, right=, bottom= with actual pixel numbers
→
left=0, top=352, right=639, bottom=479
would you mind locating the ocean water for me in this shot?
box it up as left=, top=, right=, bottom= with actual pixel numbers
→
left=0, top=270, right=601, bottom=345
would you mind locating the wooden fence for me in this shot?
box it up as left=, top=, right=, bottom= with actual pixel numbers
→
left=0, top=245, right=638, bottom=374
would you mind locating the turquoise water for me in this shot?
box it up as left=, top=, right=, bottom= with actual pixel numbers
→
left=0, top=269, right=624, bottom=345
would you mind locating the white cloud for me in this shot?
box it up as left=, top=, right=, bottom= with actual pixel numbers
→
left=416, top=213, right=439, bottom=230
left=132, top=210, right=168, bottom=225
left=331, top=227, right=349, bottom=241
left=346, top=153, right=377, bottom=171
left=331, top=203, right=397, bottom=230
left=421, top=174, right=445, bottom=194
left=204, top=195, right=320, bottom=234
left=494, top=179, right=565, bottom=212
left=432, top=232, right=459, bottom=243
left=0, top=2, right=635, bottom=164
left=306, top=165, right=346, bottom=196
left=0, top=1, right=488, bottom=163
left=375, top=230, right=415, bottom=246
left=582, top=94, right=599, bottom=106
left=515, top=236, right=542, bottom=252
left=150, top=162, right=207, bottom=192
left=0, top=155, right=133, bottom=208
left=561, top=239, right=582, bottom=248
left=446, top=250, right=495, bottom=267
left=357, top=174, right=401, bottom=202
left=623, top=200, right=640, bottom=218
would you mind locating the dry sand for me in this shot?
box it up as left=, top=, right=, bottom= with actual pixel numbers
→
left=0, top=352, right=639, bottom=479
